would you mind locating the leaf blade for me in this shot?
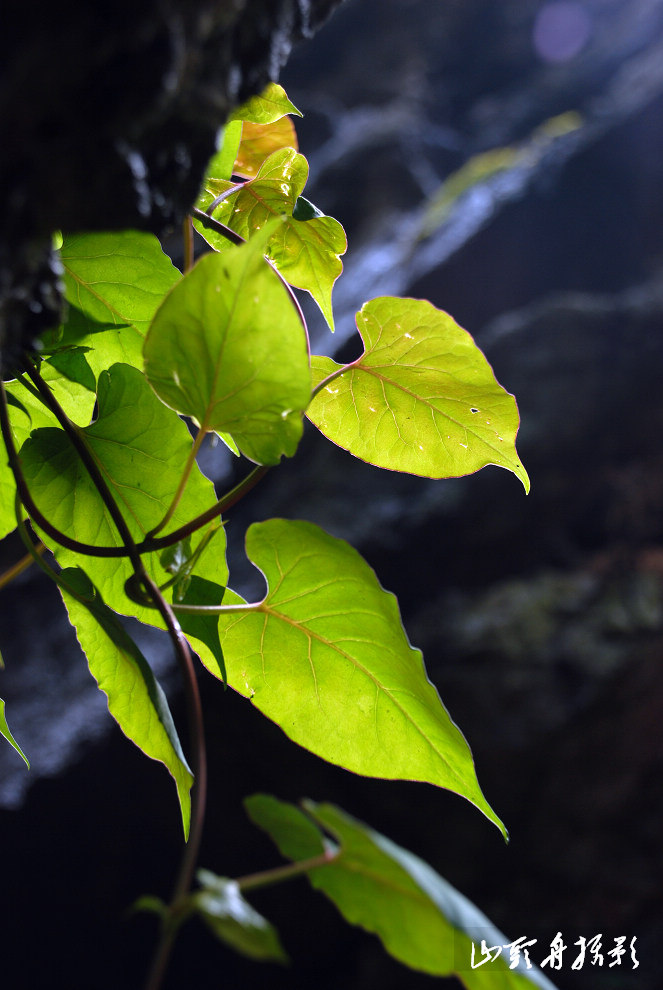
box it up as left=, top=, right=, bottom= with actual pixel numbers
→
left=215, top=519, right=504, bottom=835
left=59, top=567, right=193, bottom=837
left=247, top=795, right=557, bottom=990
left=0, top=699, right=30, bottom=768
left=307, top=297, right=529, bottom=489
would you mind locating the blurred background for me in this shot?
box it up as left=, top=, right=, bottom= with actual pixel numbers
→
left=2, top=1, right=663, bottom=987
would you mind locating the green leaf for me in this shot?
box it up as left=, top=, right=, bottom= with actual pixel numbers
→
left=215, top=519, right=505, bottom=836
left=144, top=236, right=311, bottom=465
left=49, top=231, right=180, bottom=375
left=203, top=121, right=244, bottom=183
left=44, top=348, right=96, bottom=394
left=192, top=869, right=288, bottom=963
left=0, top=699, right=30, bottom=768
left=229, top=82, right=302, bottom=125
left=246, top=796, right=557, bottom=990
left=198, top=149, right=346, bottom=330
left=59, top=567, right=193, bottom=838
left=20, top=363, right=226, bottom=623
left=307, top=297, right=529, bottom=490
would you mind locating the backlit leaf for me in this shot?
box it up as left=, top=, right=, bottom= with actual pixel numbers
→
left=234, top=117, right=299, bottom=178
left=192, top=869, right=288, bottom=962
left=0, top=699, right=30, bottom=768
left=307, top=297, right=529, bottom=490
left=215, top=519, right=505, bottom=836
left=59, top=567, right=193, bottom=838
left=247, top=795, right=556, bottom=989
left=48, top=231, right=180, bottom=375
left=20, top=363, right=226, bottom=624
left=144, top=237, right=311, bottom=465
left=229, top=82, right=302, bottom=125
left=198, top=148, right=346, bottom=330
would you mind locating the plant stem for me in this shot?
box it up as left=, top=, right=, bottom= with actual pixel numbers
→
left=0, top=543, right=45, bottom=590
left=183, top=216, right=194, bottom=273
left=236, top=848, right=338, bottom=892
left=15, top=362, right=207, bottom=990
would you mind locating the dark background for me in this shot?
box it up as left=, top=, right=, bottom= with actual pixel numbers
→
left=2, top=1, right=663, bottom=987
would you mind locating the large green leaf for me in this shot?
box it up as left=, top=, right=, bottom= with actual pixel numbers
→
left=20, top=363, right=226, bottom=624
left=214, top=519, right=504, bottom=835
left=247, top=795, right=557, bottom=990
left=50, top=231, right=180, bottom=375
left=59, top=567, right=193, bottom=838
left=0, top=699, right=30, bottom=768
left=192, top=869, right=287, bottom=963
left=143, top=237, right=311, bottom=465
left=307, top=297, right=529, bottom=490
left=197, top=149, right=346, bottom=330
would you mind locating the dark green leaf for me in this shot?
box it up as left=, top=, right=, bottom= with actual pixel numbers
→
left=58, top=567, right=193, bottom=837
left=247, top=796, right=557, bottom=989
left=215, top=519, right=505, bottom=836
left=193, top=869, right=288, bottom=963
left=144, top=236, right=311, bottom=465
left=175, top=576, right=229, bottom=686
left=0, top=699, right=30, bottom=768
left=308, top=297, right=529, bottom=490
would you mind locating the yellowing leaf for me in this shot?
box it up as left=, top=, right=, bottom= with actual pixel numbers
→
left=234, top=117, right=299, bottom=178
left=197, top=148, right=346, bottom=331
left=307, top=296, right=529, bottom=490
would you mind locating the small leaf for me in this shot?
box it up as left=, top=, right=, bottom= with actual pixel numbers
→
left=234, top=117, right=299, bottom=178
left=215, top=519, right=505, bottom=836
left=307, top=297, right=529, bottom=490
left=246, top=795, right=557, bottom=990
left=58, top=567, right=193, bottom=837
left=192, top=869, right=288, bottom=963
left=20, top=363, right=225, bottom=624
left=0, top=699, right=30, bottom=768
left=144, top=236, right=311, bottom=465
left=198, top=149, right=346, bottom=331
left=48, top=231, right=180, bottom=375
left=229, top=82, right=302, bottom=125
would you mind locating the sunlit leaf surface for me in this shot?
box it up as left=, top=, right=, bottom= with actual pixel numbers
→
left=144, top=238, right=311, bottom=465
left=214, top=519, right=505, bottom=835
left=60, top=567, right=193, bottom=837
left=308, top=296, right=529, bottom=489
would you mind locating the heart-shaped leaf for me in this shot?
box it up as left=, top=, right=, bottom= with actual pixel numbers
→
left=144, top=236, right=311, bottom=465
left=197, top=149, right=346, bottom=331
left=59, top=567, right=193, bottom=838
left=307, top=297, right=529, bottom=490
left=20, top=363, right=225, bottom=624
left=247, top=795, right=557, bottom=989
left=214, top=519, right=505, bottom=836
